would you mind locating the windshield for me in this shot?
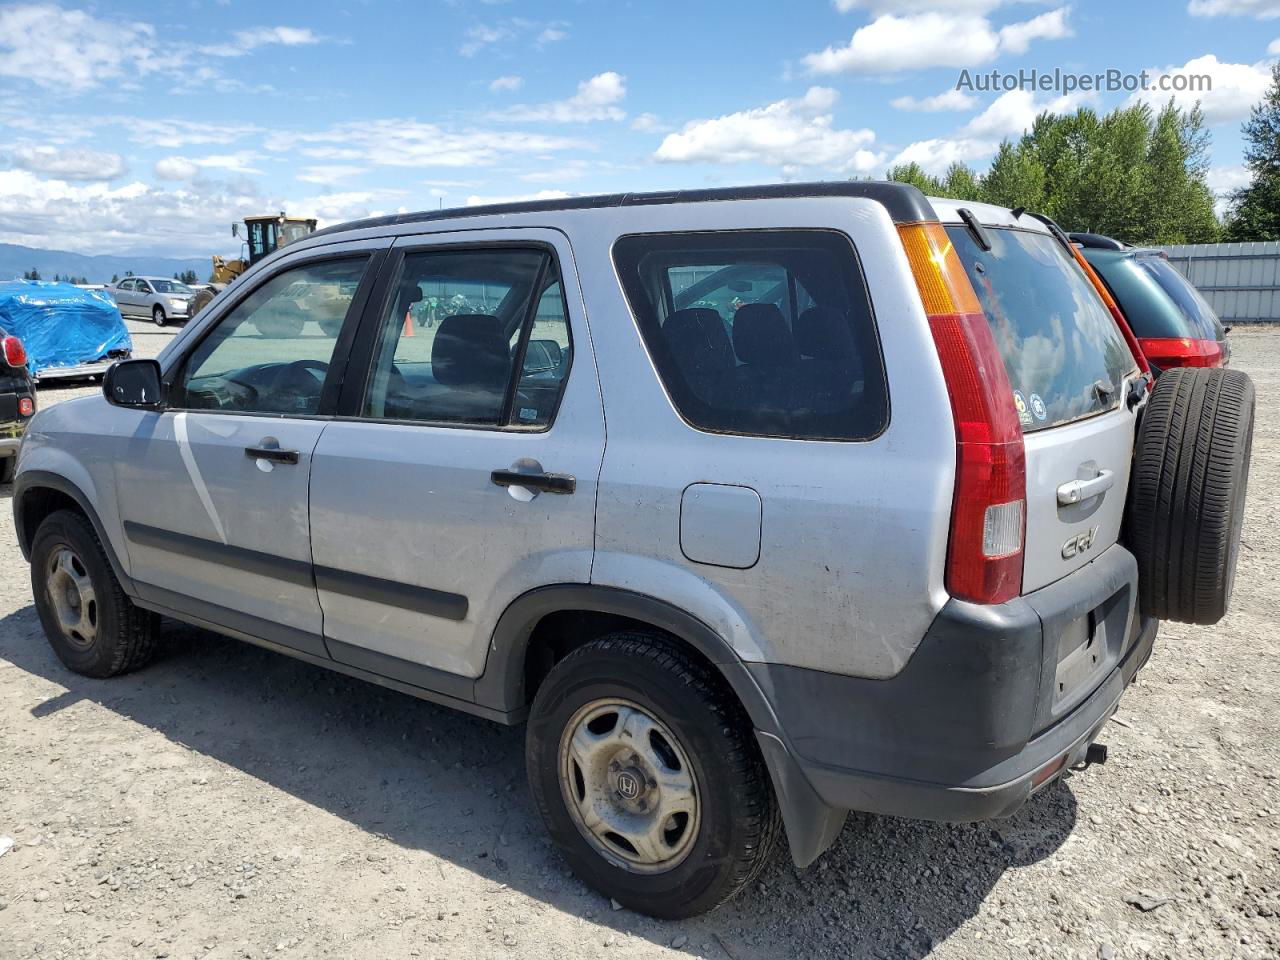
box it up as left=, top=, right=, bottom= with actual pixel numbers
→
left=947, top=225, right=1135, bottom=432
left=150, top=280, right=193, bottom=294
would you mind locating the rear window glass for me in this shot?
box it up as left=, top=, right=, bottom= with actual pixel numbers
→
left=1092, top=255, right=1224, bottom=342
left=612, top=230, right=888, bottom=441
left=947, top=226, right=1135, bottom=432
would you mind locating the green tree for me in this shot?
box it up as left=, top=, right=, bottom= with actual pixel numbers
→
left=111, top=273, right=119, bottom=284
left=1226, top=63, right=1280, bottom=241
left=23, top=268, right=41, bottom=280
left=885, top=161, right=944, bottom=196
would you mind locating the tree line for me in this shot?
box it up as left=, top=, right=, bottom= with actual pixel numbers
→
left=888, top=65, right=1280, bottom=245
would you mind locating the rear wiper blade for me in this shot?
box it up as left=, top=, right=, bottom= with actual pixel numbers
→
left=957, top=207, right=992, bottom=252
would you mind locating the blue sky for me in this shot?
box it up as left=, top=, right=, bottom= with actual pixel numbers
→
left=0, top=0, right=1275, bottom=257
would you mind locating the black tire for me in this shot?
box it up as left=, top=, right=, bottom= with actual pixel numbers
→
left=526, top=632, right=780, bottom=919
left=0, top=457, right=13, bottom=485
left=1126, top=367, right=1255, bottom=625
left=152, top=304, right=167, bottom=327
left=30, top=509, right=159, bottom=678
left=190, top=288, right=214, bottom=317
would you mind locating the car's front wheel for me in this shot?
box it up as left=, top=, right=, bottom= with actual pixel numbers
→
left=526, top=633, right=780, bottom=918
left=30, top=509, right=159, bottom=677
left=152, top=304, right=167, bottom=326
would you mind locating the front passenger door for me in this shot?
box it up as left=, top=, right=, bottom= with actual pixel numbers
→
left=114, top=251, right=382, bottom=652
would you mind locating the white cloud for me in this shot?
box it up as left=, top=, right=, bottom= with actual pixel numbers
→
left=122, top=118, right=260, bottom=148
left=834, top=0, right=1005, bottom=11
left=1206, top=163, right=1251, bottom=217
left=1129, top=54, right=1273, bottom=125
left=285, top=189, right=409, bottom=227
left=0, top=168, right=278, bottom=257
left=265, top=119, right=587, bottom=169
left=890, top=89, right=1092, bottom=175
left=492, top=72, right=627, bottom=123
left=0, top=4, right=158, bottom=92
left=962, top=89, right=1092, bottom=137
left=536, top=26, right=568, bottom=47
left=890, top=136, right=997, bottom=175
left=490, top=74, right=524, bottom=93
left=460, top=19, right=568, bottom=57
left=12, top=145, right=127, bottom=181
left=1189, top=0, right=1280, bottom=17
left=154, top=157, right=199, bottom=181
left=891, top=89, right=980, bottom=111
left=1270, top=36, right=1280, bottom=53
left=295, top=165, right=368, bottom=185
left=465, top=189, right=574, bottom=207
left=153, top=153, right=263, bottom=180
left=201, top=26, right=323, bottom=58
left=997, top=7, right=1072, bottom=55
left=655, top=87, right=882, bottom=174
left=631, top=112, right=670, bottom=132
left=803, top=7, right=1070, bottom=75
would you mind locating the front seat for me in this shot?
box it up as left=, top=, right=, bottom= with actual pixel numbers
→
left=428, top=314, right=512, bottom=422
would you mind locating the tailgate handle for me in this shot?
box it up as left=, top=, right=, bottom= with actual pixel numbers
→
left=1057, top=469, right=1115, bottom=506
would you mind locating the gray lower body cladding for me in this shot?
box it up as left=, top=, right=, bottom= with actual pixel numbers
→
left=752, top=544, right=1155, bottom=851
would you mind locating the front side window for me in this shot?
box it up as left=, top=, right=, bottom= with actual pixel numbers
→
left=175, top=257, right=368, bottom=415
left=612, top=230, right=888, bottom=441
left=363, top=247, right=571, bottom=428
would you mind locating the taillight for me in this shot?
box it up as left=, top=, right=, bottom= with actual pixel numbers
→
left=898, top=222, right=1025, bottom=605
left=1137, top=337, right=1224, bottom=369
left=1067, top=245, right=1151, bottom=381
left=18, top=396, right=34, bottom=417
left=2, top=336, right=26, bottom=368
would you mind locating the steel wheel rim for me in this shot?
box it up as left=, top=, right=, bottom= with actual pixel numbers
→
left=47, top=546, right=97, bottom=649
left=558, top=698, right=700, bottom=874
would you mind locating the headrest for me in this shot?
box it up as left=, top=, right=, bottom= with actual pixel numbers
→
left=663, top=308, right=733, bottom=370
left=431, top=314, right=510, bottom=389
left=732, top=303, right=794, bottom=367
left=795, top=306, right=856, bottom=361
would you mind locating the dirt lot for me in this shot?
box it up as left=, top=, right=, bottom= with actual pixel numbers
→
left=1, top=322, right=1276, bottom=960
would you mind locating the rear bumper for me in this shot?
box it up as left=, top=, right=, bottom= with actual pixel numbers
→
left=32, top=358, right=120, bottom=382
left=0, top=434, right=20, bottom=457
left=752, top=544, right=1156, bottom=862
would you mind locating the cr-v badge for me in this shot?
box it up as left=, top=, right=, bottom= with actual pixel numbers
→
left=1062, top=526, right=1100, bottom=559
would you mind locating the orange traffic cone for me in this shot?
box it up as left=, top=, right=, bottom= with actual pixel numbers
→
left=402, top=309, right=414, bottom=337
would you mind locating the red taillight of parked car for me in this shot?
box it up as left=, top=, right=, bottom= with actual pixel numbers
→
left=1137, top=337, right=1225, bottom=370
left=2, top=335, right=26, bottom=368
left=18, top=396, right=33, bottom=417
left=898, top=222, right=1026, bottom=605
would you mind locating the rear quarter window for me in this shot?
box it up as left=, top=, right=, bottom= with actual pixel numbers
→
left=947, top=226, right=1135, bottom=432
left=612, top=230, right=888, bottom=441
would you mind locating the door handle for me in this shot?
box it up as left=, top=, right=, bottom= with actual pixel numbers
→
left=1057, top=469, right=1115, bottom=505
left=245, top=444, right=299, bottom=464
left=490, top=469, right=575, bottom=495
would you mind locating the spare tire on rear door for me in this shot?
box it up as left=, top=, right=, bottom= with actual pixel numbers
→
left=1125, top=367, right=1255, bottom=625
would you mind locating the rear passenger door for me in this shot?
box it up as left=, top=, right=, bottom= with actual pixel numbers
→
left=307, top=230, right=604, bottom=687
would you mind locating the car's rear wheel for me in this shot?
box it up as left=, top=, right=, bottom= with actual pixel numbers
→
left=526, top=632, right=780, bottom=919
left=1126, top=367, right=1255, bottom=625
left=31, top=509, right=159, bottom=677
left=152, top=304, right=166, bottom=327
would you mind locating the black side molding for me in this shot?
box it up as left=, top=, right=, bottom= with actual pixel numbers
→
left=315, top=566, right=468, bottom=622
left=123, top=521, right=312, bottom=587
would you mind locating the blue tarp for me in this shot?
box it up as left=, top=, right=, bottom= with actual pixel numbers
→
left=0, top=280, right=131, bottom=376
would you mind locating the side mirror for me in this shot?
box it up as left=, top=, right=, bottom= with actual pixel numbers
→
left=523, top=339, right=563, bottom=374
left=104, top=359, right=165, bottom=410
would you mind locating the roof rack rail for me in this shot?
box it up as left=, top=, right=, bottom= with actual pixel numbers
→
left=1067, top=232, right=1128, bottom=251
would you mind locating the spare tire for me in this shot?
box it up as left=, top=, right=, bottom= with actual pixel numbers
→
left=1125, top=367, right=1255, bottom=625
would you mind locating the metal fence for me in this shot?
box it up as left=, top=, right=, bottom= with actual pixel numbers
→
left=1159, top=241, right=1280, bottom=325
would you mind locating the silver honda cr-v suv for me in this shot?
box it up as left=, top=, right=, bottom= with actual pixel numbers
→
left=12, top=182, right=1254, bottom=919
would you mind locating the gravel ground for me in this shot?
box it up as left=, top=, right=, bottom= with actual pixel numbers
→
left=1, top=321, right=1276, bottom=960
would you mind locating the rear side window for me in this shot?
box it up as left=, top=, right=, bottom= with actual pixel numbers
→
left=1092, top=255, right=1224, bottom=342
left=947, top=226, right=1135, bottom=432
left=612, top=230, right=887, bottom=441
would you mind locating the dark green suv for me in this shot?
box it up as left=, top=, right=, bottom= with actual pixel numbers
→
left=1072, top=233, right=1230, bottom=371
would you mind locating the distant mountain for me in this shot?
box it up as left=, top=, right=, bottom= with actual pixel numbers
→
left=0, top=243, right=212, bottom=285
